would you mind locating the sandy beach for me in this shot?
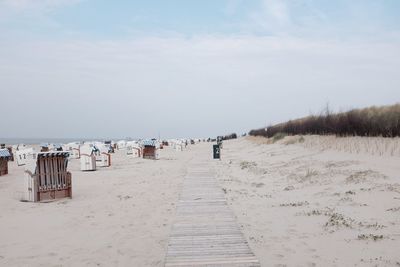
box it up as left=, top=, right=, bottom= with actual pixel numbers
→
left=216, top=136, right=400, bottom=267
left=0, top=145, right=193, bottom=266
left=1, top=137, right=400, bottom=266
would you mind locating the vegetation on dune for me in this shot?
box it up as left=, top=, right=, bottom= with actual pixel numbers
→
left=249, top=103, right=400, bottom=138
left=272, top=132, right=286, bottom=142
left=221, top=133, right=237, bottom=140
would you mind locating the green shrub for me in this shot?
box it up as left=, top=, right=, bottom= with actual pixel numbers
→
left=272, top=132, right=286, bottom=142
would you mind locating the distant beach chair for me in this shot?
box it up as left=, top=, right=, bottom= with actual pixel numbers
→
left=104, top=140, right=114, bottom=153
left=80, top=144, right=96, bottom=171
left=50, top=143, right=63, bottom=151
left=141, top=140, right=159, bottom=160
left=126, top=141, right=141, bottom=158
left=40, top=143, right=50, bottom=152
left=95, top=144, right=111, bottom=167
left=64, top=143, right=81, bottom=159
left=0, top=148, right=12, bottom=176
left=22, top=151, right=72, bottom=202
left=117, top=140, right=127, bottom=150
left=15, top=147, right=35, bottom=166
left=175, top=140, right=184, bottom=151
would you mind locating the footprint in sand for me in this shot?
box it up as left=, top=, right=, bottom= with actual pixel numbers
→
left=283, top=247, right=296, bottom=254
left=274, top=254, right=285, bottom=259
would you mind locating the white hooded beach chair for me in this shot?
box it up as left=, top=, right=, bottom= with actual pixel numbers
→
left=80, top=144, right=96, bottom=171
left=95, top=144, right=111, bottom=167
left=64, top=142, right=80, bottom=159
left=126, top=141, right=141, bottom=157
left=117, top=140, right=127, bottom=150
left=15, top=147, right=35, bottom=166
left=22, top=151, right=72, bottom=202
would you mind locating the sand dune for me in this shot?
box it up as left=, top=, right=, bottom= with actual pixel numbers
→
left=215, top=136, right=400, bottom=266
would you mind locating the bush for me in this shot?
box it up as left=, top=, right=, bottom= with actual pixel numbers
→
left=249, top=103, right=400, bottom=138
left=220, top=133, right=238, bottom=140
left=272, top=132, right=286, bottom=142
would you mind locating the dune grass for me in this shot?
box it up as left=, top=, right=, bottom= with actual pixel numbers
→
left=250, top=103, right=400, bottom=138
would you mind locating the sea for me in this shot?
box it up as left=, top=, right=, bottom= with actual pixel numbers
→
left=0, top=138, right=128, bottom=145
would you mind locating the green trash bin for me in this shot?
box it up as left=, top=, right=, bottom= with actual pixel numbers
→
left=213, top=144, right=221, bottom=159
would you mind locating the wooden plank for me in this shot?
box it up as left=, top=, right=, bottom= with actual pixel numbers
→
left=53, top=155, right=58, bottom=189
left=39, top=157, right=44, bottom=189
left=57, top=156, right=61, bottom=188
left=164, top=160, right=260, bottom=267
left=44, top=156, right=49, bottom=190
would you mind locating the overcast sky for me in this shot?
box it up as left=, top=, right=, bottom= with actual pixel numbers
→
left=1, top=0, right=399, bottom=139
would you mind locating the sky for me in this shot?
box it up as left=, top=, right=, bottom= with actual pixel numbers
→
left=1, top=0, right=400, bottom=139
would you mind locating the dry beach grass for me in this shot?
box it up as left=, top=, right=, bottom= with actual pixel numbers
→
left=250, top=103, right=400, bottom=138
left=215, top=136, right=400, bottom=266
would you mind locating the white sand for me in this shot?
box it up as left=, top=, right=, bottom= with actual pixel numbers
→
left=1, top=137, right=399, bottom=266
left=0, top=146, right=193, bottom=267
left=215, top=136, right=400, bottom=267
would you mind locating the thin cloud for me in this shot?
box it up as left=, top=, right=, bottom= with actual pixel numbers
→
left=262, top=0, right=290, bottom=25
left=242, top=0, right=400, bottom=41
left=0, top=0, right=82, bottom=23
left=223, top=0, right=245, bottom=16
left=1, top=36, right=399, bottom=138
left=0, top=0, right=81, bottom=10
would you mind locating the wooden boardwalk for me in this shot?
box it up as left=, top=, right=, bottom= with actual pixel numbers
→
left=165, top=161, right=260, bottom=267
